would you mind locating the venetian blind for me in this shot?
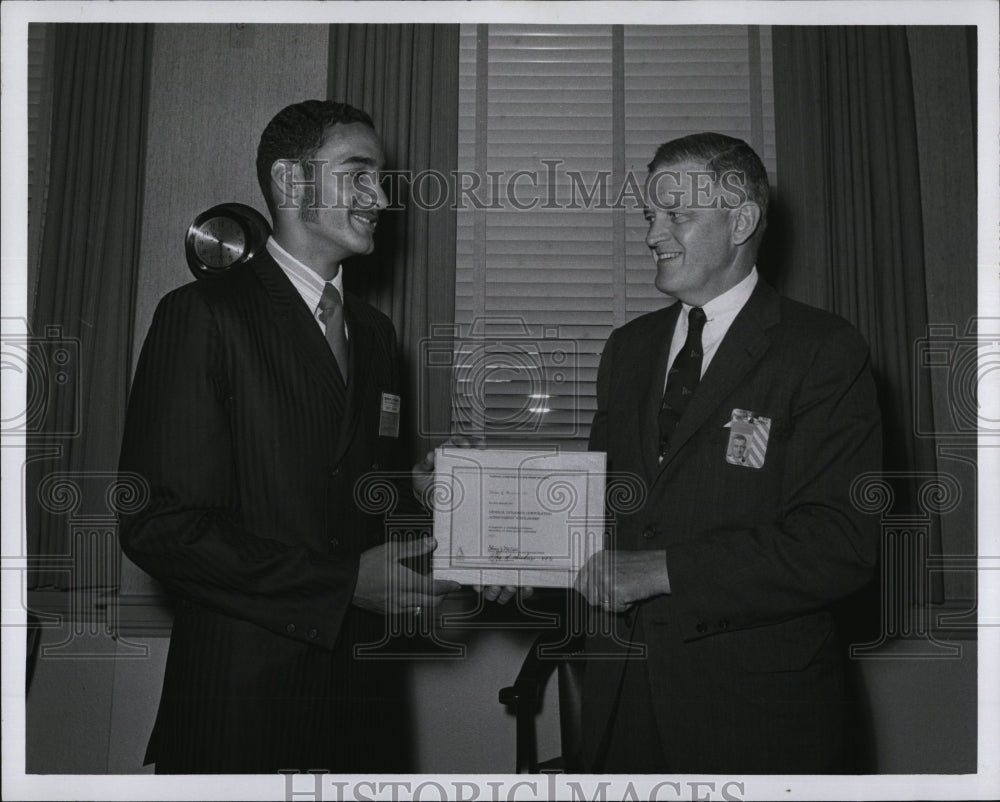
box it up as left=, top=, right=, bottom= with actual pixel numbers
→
left=624, top=25, right=776, bottom=315
left=454, top=24, right=775, bottom=446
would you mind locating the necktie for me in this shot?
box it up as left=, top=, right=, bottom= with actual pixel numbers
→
left=658, top=307, right=707, bottom=458
left=317, top=283, right=349, bottom=382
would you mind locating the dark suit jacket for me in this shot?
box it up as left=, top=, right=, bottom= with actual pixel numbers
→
left=583, top=280, right=882, bottom=773
left=119, top=250, right=410, bottom=772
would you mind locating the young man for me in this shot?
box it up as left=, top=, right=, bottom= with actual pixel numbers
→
left=119, top=100, right=457, bottom=773
left=575, top=132, right=882, bottom=773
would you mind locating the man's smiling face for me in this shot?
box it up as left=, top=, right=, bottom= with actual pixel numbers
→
left=295, top=122, right=386, bottom=266
left=643, top=158, right=745, bottom=307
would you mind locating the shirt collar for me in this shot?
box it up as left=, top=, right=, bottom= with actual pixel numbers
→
left=266, top=236, right=343, bottom=297
left=680, top=266, right=758, bottom=320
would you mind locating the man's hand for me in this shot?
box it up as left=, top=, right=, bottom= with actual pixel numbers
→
left=411, top=434, right=482, bottom=508
left=411, top=449, right=437, bottom=507
left=352, top=536, right=460, bottom=615
left=479, top=584, right=534, bottom=605
left=574, top=549, right=671, bottom=613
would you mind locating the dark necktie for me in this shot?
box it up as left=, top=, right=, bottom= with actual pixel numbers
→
left=658, top=307, right=707, bottom=458
left=317, top=283, right=349, bottom=382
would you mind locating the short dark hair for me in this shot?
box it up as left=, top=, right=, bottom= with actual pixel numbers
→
left=256, top=99, right=375, bottom=218
left=648, top=132, right=769, bottom=223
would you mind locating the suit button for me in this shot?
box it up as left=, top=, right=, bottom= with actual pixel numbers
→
left=308, top=628, right=318, bottom=639
left=329, top=538, right=340, bottom=549
left=371, top=462, right=380, bottom=470
left=696, top=622, right=708, bottom=633
left=330, top=464, right=341, bottom=477
left=718, top=619, right=730, bottom=630
left=286, top=623, right=296, bottom=634
left=642, top=526, right=660, bottom=539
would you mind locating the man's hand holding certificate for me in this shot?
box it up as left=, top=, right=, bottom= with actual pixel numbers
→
left=427, top=448, right=606, bottom=588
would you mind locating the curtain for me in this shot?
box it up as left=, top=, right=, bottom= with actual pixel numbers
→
left=328, top=24, right=460, bottom=463
left=771, top=27, right=946, bottom=632
left=27, top=24, right=152, bottom=589
left=771, top=27, right=936, bottom=480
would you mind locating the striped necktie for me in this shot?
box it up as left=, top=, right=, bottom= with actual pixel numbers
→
left=658, top=306, right=707, bottom=459
left=317, top=283, right=349, bottom=382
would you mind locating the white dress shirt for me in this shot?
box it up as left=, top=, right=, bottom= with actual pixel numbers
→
left=266, top=236, right=346, bottom=338
left=664, top=267, right=759, bottom=389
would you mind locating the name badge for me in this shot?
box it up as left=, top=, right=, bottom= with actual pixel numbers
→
left=379, top=392, right=401, bottom=438
left=723, top=408, right=771, bottom=469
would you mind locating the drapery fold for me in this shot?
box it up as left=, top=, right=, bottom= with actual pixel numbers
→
left=772, top=26, right=938, bottom=497
left=772, top=27, right=944, bottom=612
left=27, top=24, right=152, bottom=589
left=329, top=25, right=460, bottom=462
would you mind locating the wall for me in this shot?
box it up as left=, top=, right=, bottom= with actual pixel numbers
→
left=860, top=639, right=977, bottom=773
left=131, top=23, right=331, bottom=362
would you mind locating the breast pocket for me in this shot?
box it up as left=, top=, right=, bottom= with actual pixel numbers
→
left=719, top=412, right=791, bottom=472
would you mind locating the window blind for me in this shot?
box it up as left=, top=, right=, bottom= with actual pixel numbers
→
left=624, top=25, right=777, bottom=316
left=455, top=24, right=775, bottom=445
left=455, top=24, right=613, bottom=444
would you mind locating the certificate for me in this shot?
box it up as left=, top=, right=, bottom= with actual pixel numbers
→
left=431, top=448, right=606, bottom=588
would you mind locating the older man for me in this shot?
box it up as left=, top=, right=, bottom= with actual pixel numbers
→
left=575, top=132, right=881, bottom=773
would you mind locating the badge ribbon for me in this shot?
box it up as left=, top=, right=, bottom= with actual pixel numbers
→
left=723, top=408, right=771, bottom=469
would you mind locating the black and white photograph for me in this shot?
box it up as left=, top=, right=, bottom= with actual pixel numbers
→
left=2, top=1, right=997, bottom=800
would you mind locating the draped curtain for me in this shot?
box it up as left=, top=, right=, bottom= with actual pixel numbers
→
left=328, top=25, right=460, bottom=463
left=771, top=27, right=944, bottom=609
left=27, top=24, right=152, bottom=589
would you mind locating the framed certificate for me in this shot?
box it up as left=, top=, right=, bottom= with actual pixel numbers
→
left=431, top=448, right=606, bottom=588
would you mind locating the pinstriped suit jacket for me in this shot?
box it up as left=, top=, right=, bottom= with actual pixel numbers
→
left=581, top=280, right=882, bottom=773
left=119, top=250, right=410, bottom=772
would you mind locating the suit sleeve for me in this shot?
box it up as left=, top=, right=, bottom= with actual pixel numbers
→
left=118, top=287, right=359, bottom=650
left=588, top=329, right=616, bottom=455
left=664, top=324, right=882, bottom=639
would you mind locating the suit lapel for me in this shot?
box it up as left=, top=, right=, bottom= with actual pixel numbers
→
left=251, top=251, right=349, bottom=416
left=656, top=281, right=781, bottom=474
left=639, top=303, right=682, bottom=479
